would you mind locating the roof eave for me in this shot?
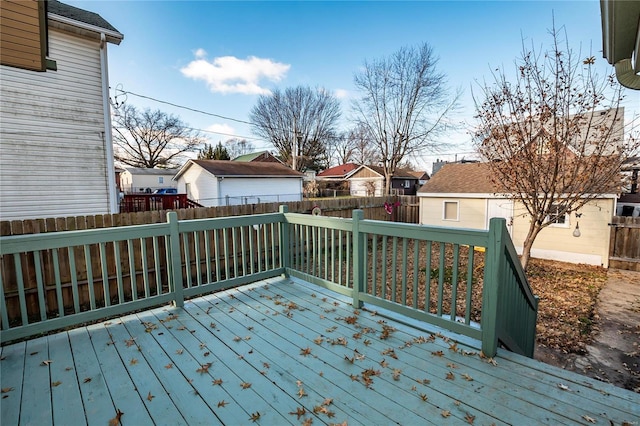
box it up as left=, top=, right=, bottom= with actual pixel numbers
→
left=48, top=13, right=124, bottom=44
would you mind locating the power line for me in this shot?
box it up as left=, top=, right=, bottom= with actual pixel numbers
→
left=116, top=89, right=253, bottom=126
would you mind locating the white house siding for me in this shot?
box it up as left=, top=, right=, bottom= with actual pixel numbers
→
left=120, top=170, right=177, bottom=193
left=0, top=28, right=111, bottom=220
left=175, top=166, right=219, bottom=206
left=350, top=178, right=384, bottom=197
left=219, top=178, right=302, bottom=206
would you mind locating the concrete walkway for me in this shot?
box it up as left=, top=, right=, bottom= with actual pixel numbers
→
left=573, top=269, right=640, bottom=392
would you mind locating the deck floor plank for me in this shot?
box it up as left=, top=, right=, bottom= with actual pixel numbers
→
left=20, top=336, right=53, bottom=426
left=85, top=323, right=156, bottom=425
left=235, top=281, right=537, bottom=425
left=2, top=276, right=639, bottom=426
left=132, top=308, right=292, bottom=425
left=142, top=308, right=313, bottom=426
left=68, top=327, right=134, bottom=426
left=0, top=340, right=26, bottom=425
left=185, top=295, right=383, bottom=425
left=101, top=319, right=191, bottom=425
left=246, top=280, right=568, bottom=425
left=212, top=283, right=503, bottom=425
left=48, top=332, right=86, bottom=425
left=263, top=277, right=640, bottom=424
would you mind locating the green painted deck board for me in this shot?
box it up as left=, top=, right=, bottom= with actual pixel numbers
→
left=0, top=341, right=25, bottom=425
left=86, top=323, right=157, bottom=425
left=1, top=276, right=638, bottom=426
left=48, top=332, right=86, bottom=425
left=218, top=283, right=499, bottom=425
left=20, top=337, right=53, bottom=425
left=269, top=278, right=639, bottom=423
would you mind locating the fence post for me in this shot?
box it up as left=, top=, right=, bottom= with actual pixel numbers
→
left=481, top=217, right=506, bottom=357
left=279, top=205, right=290, bottom=275
left=167, top=212, right=184, bottom=308
left=352, top=209, right=365, bottom=308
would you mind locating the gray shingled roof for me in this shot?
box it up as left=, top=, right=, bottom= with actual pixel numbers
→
left=181, top=160, right=304, bottom=178
left=124, top=167, right=178, bottom=176
left=48, top=0, right=120, bottom=33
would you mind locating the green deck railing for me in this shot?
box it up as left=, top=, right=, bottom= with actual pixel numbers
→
left=0, top=208, right=537, bottom=357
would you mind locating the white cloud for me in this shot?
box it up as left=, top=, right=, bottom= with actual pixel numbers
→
left=181, top=53, right=290, bottom=95
left=205, top=123, right=235, bottom=136
left=334, top=89, right=349, bottom=99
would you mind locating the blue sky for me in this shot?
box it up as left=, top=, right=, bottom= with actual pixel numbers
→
left=67, top=0, right=639, bottom=172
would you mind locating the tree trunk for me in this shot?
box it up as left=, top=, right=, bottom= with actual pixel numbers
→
left=384, top=174, right=392, bottom=195
left=520, top=220, right=543, bottom=271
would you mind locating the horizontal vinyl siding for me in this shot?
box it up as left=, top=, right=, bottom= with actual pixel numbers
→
left=177, top=167, right=219, bottom=207
left=220, top=177, right=303, bottom=205
left=419, top=197, right=487, bottom=229
left=0, top=0, right=44, bottom=71
left=0, top=28, right=110, bottom=220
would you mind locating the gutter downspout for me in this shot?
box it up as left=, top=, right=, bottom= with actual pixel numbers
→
left=100, top=33, right=119, bottom=213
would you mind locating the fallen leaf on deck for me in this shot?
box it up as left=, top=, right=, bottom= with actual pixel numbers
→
left=175, top=349, right=183, bottom=355
left=40, top=360, right=53, bottom=366
left=240, top=382, right=252, bottom=389
left=300, top=347, right=312, bottom=356
left=196, top=363, right=212, bottom=374
left=582, top=415, right=596, bottom=423
left=448, top=342, right=459, bottom=353
left=65, top=367, right=73, bottom=371
left=441, top=410, right=450, bottom=418
left=557, top=383, right=570, bottom=391
left=323, top=398, right=333, bottom=405
left=289, top=407, right=307, bottom=419
left=465, top=413, right=475, bottom=424
left=446, top=371, right=455, bottom=380
left=302, top=418, right=313, bottom=426
left=1, top=387, right=14, bottom=393
left=392, top=369, right=402, bottom=381
left=108, top=409, right=124, bottom=426
left=165, top=363, right=173, bottom=369
left=249, top=411, right=261, bottom=422
left=51, top=381, right=61, bottom=387
left=129, top=359, right=138, bottom=365
left=431, top=351, right=444, bottom=357
left=212, top=378, right=223, bottom=385
left=298, top=387, right=307, bottom=398
left=83, top=377, right=92, bottom=383
left=217, top=400, right=228, bottom=408
left=419, top=393, right=428, bottom=401
left=147, top=392, right=154, bottom=401
left=124, top=338, right=136, bottom=347
left=462, top=373, right=473, bottom=381
left=447, top=362, right=457, bottom=369
left=314, top=336, right=324, bottom=345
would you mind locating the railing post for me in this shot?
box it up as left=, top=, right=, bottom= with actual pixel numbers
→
left=352, top=209, right=365, bottom=308
left=279, top=205, right=290, bottom=275
left=481, top=217, right=506, bottom=357
left=167, top=212, right=184, bottom=308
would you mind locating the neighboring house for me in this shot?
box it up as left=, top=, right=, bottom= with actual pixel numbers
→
left=120, top=167, right=178, bottom=193
left=174, top=160, right=304, bottom=207
left=233, top=151, right=283, bottom=164
left=349, top=165, right=420, bottom=196
left=0, top=0, right=123, bottom=220
left=616, top=193, right=640, bottom=217
left=410, top=171, right=430, bottom=186
left=417, top=162, right=617, bottom=267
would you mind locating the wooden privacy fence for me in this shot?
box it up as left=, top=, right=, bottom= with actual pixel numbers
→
left=0, top=196, right=419, bottom=239
left=609, top=216, right=640, bottom=271
left=1, top=207, right=537, bottom=359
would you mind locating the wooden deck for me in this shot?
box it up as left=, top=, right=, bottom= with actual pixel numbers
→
left=2, top=276, right=638, bottom=426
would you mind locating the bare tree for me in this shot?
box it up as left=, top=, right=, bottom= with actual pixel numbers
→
left=473, top=24, right=639, bottom=270
left=250, top=86, right=341, bottom=171
left=226, top=138, right=255, bottom=159
left=113, top=104, right=202, bottom=168
left=352, top=42, right=460, bottom=194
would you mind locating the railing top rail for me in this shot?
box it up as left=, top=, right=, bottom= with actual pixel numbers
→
left=0, top=222, right=170, bottom=255
left=177, top=212, right=284, bottom=233
left=359, top=219, right=490, bottom=247
left=503, top=235, right=537, bottom=309
left=284, top=212, right=354, bottom=231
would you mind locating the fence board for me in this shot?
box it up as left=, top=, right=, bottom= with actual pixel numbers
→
left=609, top=216, right=640, bottom=271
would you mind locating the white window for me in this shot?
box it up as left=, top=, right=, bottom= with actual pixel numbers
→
left=443, top=201, right=459, bottom=221
left=159, top=177, right=164, bottom=184
left=547, top=203, right=569, bottom=226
